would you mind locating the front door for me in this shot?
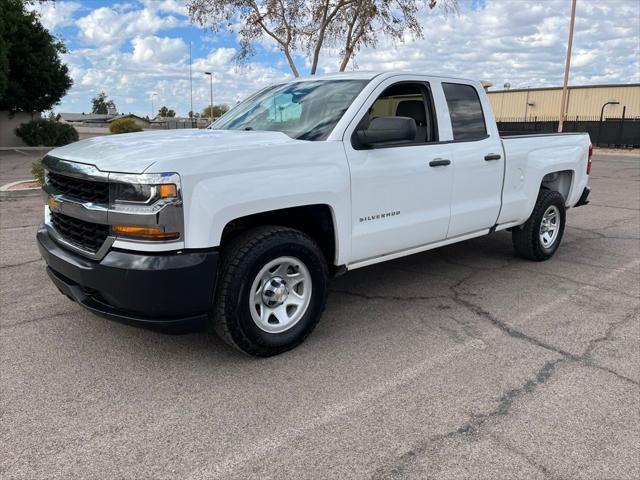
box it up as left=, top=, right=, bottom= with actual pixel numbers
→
left=344, top=80, right=454, bottom=263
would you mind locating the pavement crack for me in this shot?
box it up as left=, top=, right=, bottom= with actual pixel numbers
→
left=374, top=277, right=639, bottom=478
left=1, top=309, right=79, bottom=329
left=589, top=203, right=640, bottom=212
left=0, top=258, right=41, bottom=269
left=0, top=223, right=38, bottom=231
left=449, top=359, right=567, bottom=437
left=487, top=433, right=561, bottom=480
left=372, top=359, right=567, bottom=479
left=330, top=289, right=450, bottom=302
left=515, top=266, right=638, bottom=300
left=451, top=294, right=578, bottom=360
left=585, top=363, right=639, bottom=387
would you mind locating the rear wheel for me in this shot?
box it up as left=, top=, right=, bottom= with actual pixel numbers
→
left=211, top=226, right=328, bottom=356
left=512, top=189, right=566, bottom=261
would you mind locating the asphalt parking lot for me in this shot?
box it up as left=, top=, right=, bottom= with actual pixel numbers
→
left=1, top=149, right=638, bottom=479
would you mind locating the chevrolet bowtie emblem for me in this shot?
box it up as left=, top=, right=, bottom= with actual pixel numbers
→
left=47, top=197, right=59, bottom=211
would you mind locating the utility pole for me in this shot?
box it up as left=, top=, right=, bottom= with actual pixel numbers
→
left=204, top=71, right=213, bottom=123
left=189, top=42, right=194, bottom=126
left=558, top=0, right=577, bottom=132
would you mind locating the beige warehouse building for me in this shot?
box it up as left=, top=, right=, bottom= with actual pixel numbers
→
left=487, top=84, right=640, bottom=121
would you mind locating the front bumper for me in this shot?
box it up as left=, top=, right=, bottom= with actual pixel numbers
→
left=37, top=225, right=218, bottom=333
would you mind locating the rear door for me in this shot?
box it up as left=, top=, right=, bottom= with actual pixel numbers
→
left=442, top=82, right=504, bottom=238
left=343, top=76, right=454, bottom=264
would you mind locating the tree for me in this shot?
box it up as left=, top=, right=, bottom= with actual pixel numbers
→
left=0, top=0, right=73, bottom=113
left=188, top=110, right=201, bottom=119
left=158, top=106, right=176, bottom=117
left=91, top=92, right=117, bottom=115
left=187, top=0, right=457, bottom=77
left=202, top=104, right=229, bottom=118
left=189, top=0, right=306, bottom=77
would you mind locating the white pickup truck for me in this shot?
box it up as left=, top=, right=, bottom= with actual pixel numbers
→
left=38, top=71, right=592, bottom=356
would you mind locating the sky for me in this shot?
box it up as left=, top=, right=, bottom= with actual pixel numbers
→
left=29, top=0, right=640, bottom=118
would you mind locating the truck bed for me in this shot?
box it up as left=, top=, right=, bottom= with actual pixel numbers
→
left=497, top=132, right=591, bottom=226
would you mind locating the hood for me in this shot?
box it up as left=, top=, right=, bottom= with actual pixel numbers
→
left=47, top=129, right=299, bottom=174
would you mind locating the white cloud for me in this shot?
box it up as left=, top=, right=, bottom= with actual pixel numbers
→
left=76, top=6, right=184, bottom=46
left=141, top=0, right=189, bottom=16
left=58, top=41, right=289, bottom=117
left=131, top=36, right=188, bottom=64
left=318, top=0, right=640, bottom=90
left=27, top=1, right=82, bottom=31
left=54, top=0, right=639, bottom=118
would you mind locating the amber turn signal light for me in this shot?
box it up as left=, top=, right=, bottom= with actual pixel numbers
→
left=159, top=184, right=177, bottom=199
left=111, top=225, right=179, bottom=240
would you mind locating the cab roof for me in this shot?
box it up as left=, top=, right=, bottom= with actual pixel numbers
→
left=290, top=71, right=477, bottom=84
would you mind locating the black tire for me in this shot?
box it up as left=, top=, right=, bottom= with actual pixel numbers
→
left=211, top=226, right=328, bottom=357
left=512, top=189, right=566, bottom=261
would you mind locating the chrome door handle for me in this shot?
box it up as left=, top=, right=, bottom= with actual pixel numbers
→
left=429, top=158, right=451, bottom=167
left=484, top=153, right=501, bottom=161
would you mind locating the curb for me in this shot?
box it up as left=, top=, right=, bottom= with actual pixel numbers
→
left=593, top=148, right=639, bottom=157
left=0, top=180, right=41, bottom=198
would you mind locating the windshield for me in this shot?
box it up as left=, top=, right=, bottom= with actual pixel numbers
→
left=211, top=80, right=369, bottom=141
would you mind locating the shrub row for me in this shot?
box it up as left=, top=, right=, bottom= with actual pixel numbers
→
left=15, top=119, right=78, bottom=146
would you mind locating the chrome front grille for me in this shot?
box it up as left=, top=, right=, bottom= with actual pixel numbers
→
left=50, top=212, right=109, bottom=253
left=42, top=155, right=184, bottom=260
left=47, top=171, right=109, bottom=204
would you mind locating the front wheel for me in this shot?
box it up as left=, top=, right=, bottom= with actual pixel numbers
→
left=211, top=226, right=328, bottom=356
left=512, top=189, right=566, bottom=261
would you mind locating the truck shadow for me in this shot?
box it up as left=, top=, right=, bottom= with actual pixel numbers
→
left=94, top=231, right=517, bottom=365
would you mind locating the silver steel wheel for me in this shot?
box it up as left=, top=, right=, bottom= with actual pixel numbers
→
left=539, top=205, right=560, bottom=248
left=249, top=256, right=312, bottom=334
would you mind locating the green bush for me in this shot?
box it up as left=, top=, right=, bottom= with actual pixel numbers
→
left=109, top=117, right=143, bottom=134
left=31, top=159, right=44, bottom=186
left=15, top=119, right=78, bottom=146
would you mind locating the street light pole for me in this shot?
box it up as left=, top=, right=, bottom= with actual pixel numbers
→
left=597, top=101, right=619, bottom=146
left=558, top=0, right=577, bottom=132
left=150, top=92, right=157, bottom=119
left=204, top=71, right=213, bottom=123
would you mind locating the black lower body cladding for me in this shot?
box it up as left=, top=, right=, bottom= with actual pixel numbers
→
left=575, top=186, right=591, bottom=207
left=37, top=225, right=218, bottom=333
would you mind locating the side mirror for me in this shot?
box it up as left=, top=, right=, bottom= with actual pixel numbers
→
left=356, top=116, right=417, bottom=148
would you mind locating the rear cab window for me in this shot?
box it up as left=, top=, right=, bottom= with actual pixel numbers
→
left=442, top=83, right=488, bottom=141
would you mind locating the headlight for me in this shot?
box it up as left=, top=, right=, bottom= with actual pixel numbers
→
left=109, top=173, right=181, bottom=214
left=108, top=172, right=184, bottom=241
left=111, top=183, right=177, bottom=205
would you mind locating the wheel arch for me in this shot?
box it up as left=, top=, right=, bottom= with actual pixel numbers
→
left=541, top=169, right=574, bottom=203
left=220, top=204, right=340, bottom=270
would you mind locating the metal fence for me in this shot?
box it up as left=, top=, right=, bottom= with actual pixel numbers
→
left=497, top=116, right=640, bottom=148
left=147, top=118, right=213, bottom=130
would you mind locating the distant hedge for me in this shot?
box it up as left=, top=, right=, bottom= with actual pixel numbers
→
left=15, top=119, right=78, bottom=146
left=109, top=117, right=143, bottom=134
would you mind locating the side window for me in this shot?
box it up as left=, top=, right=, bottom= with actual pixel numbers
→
left=442, top=83, right=487, bottom=141
left=365, top=83, right=436, bottom=144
